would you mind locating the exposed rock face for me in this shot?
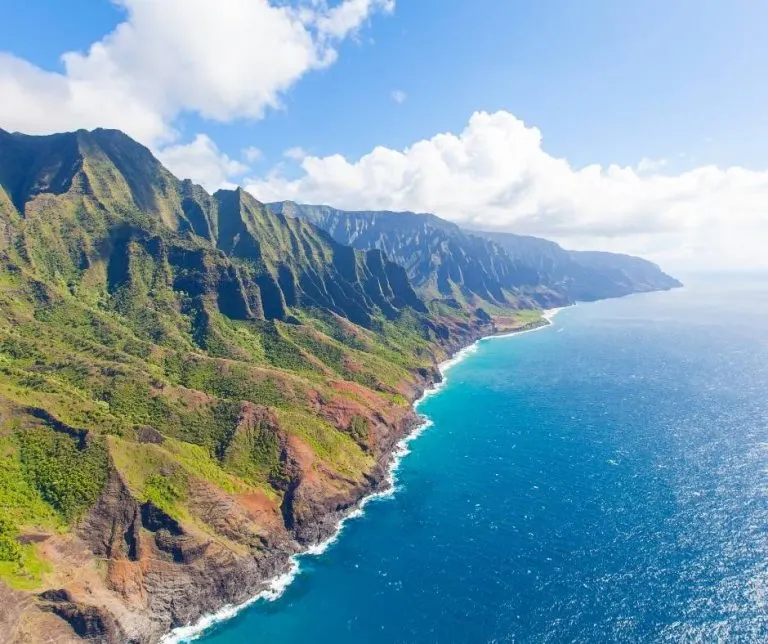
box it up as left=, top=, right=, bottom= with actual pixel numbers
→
left=477, top=231, right=682, bottom=301
left=135, top=426, right=164, bottom=445
left=268, top=201, right=681, bottom=306
left=45, top=465, right=292, bottom=642
left=38, top=589, right=127, bottom=643
left=0, top=127, right=680, bottom=644
left=268, top=201, right=555, bottom=307
left=79, top=470, right=142, bottom=562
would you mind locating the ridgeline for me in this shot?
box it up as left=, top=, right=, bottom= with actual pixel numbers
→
left=0, top=128, right=679, bottom=643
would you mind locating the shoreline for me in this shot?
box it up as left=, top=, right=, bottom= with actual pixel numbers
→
left=161, top=306, right=567, bottom=643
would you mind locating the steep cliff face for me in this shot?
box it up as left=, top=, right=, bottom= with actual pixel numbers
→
left=0, top=128, right=497, bottom=643
left=0, top=129, right=424, bottom=333
left=478, top=231, right=682, bottom=301
left=267, top=201, right=681, bottom=306
left=268, top=202, right=560, bottom=308
left=0, top=127, right=680, bottom=643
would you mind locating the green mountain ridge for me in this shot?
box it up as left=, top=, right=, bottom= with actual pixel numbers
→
left=476, top=230, right=682, bottom=301
left=0, top=127, right=679, bottom=643
left=0, top=128, right=492, bottom=643
left=266, top=201, right=681, bottom=307
left=0, top=129, right=426, bottom=331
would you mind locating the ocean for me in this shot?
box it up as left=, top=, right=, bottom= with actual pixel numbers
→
left=191, top=277, right=768, bottom=643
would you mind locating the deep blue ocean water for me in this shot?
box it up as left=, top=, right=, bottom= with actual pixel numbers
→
left=197, top=278, right=768, bottom=643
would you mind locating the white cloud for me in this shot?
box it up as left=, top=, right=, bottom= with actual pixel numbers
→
left=245, top=110, right=768, bottom=270
left=313, top=0, right=395, bottom=39
left=637, top=157, right=668, bottom=173
left=0, top=51, right=168, bottom=142
left=157, top=134, right=248, bottom=191
left=391, top=89, right=407, bottom=104
left=284, top=146, right=309, bottom=161
left=242, top=146, right=263, bottom=163
left=0, top=0, right=393, bottom=145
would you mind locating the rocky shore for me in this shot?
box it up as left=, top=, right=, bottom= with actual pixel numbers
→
left=3, top=311, right=528, bottom=644
left=154, top=314, right=557, bottom=644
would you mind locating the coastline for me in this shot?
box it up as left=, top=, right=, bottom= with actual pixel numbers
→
left=161, top=306, right=567, bottom=643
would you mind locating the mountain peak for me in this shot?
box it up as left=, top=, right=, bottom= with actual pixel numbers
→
left=0, top=127, right=429, bottom=330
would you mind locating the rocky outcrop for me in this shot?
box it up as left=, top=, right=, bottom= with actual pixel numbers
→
left=79, top=470, right=141, bottom=562
left=0, top=127, right=612, bottom=644
left=22, top=313, right=490, bottom=644
left=38, top=590, right=127, bottom=643
left=62, top=464, right=295, bottom=642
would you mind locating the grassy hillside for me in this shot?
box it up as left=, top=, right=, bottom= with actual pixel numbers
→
left=0, top=128, right=516, bottom=642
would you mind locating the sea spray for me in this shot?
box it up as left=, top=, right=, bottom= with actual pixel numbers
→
left=161, top=309, right=564, bottom=643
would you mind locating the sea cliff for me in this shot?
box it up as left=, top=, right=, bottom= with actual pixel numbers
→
left=3, top=315, right=499, bottom=644
left=160, top=312, right=555, bottom=644
left=0, top=127, right=677, bottom=644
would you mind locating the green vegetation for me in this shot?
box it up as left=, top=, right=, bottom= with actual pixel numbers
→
left=275, top=408, right=373, bottom=480
left=0, top=437, right=61, bottom=530
left=348, top=415, right=369, bottom=443
left=0, top=513, right=22, bottom=562
left=144, top=473, right=187, bottom=516
left=16, top=426, right=109, bottom=522
left=0, top=532, right=50, bottom=590
left=511, top=308, right=546, bottom=324
left=0, top=126, right=513, bottom=589
left=261, top=323, right=323, bottom=374
left=221, top=418, right=286, bottom=487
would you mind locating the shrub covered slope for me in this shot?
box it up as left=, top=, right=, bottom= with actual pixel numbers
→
left=0, top=128, right=507, bottom=643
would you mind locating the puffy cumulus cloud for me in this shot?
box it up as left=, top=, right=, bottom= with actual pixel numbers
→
left=245, top=111, right=768, bottom=269
left=0, top=0, right=393, bottom=144
left=157, top=134, right=248, bottom=192
left=0, top=52, right=168, bottom=142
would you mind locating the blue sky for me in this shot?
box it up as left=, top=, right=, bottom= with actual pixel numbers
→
left=1, top=1, right=767, bottom=268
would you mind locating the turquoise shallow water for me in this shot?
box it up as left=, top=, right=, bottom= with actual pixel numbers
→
left=197, top=278, right=768, bottom=643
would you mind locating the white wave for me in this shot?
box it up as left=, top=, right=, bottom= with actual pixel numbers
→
left=543, top=306, right=568, bottom=322
left=162, top=414, right=440, bottom=643
left=159, top=560, right=300, bottom=644
left=480, top=306, right=569, bottom=343
left=161, top=306, right=565, bottom=643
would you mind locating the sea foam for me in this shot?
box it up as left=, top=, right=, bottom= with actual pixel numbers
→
left=161, top=308, right=564, bottom=643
